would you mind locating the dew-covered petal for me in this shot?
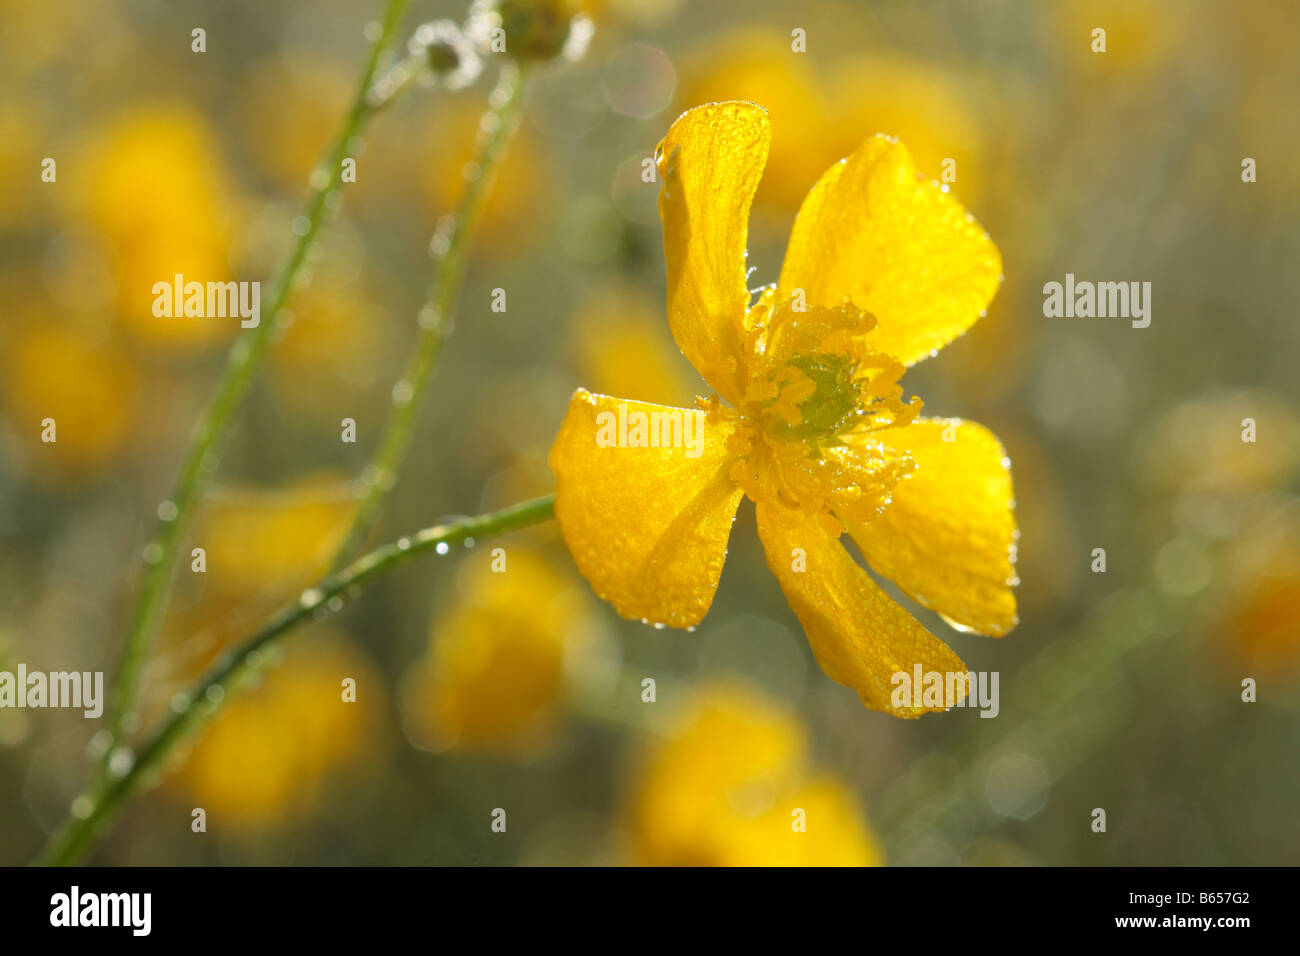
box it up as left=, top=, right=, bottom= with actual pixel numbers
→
left=549, top=389, right=744, bottom=629
left=847, top=418, right=1018, bottom=637
left=777, top=134, right=1001, bottom=366
left=657, top=101, right=771, bottom=403
left=755, top=498, right=966, bottom=716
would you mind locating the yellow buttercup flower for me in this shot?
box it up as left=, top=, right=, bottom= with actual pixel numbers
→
left=828, top=56, right=987, bottom=210
left=626, top=684, right=881, bottom=866
left=401, top=550, right=598, bottom=752
left=197, top=475, right=360, bottom=599
left=268, top=277, right=386, bottom=425
left=678, top=34, right=986, bottom=216
left=237, top=56, right=352, bottom=190
left=70, top=105, right=240, bottom=352
left=419, top=97, right=551, bottom=256
left=676, top=28, right=831, bottom=216
left=1214, top=500, right=1300, bottom=679
left=549, top=102, right=1018, bottom=717
left=571, top=282, right=697, bottom=407
left=173, top=629, right=383, bottom=829
left=0, top=317, right=140, bottom=479
left=1141, top=389, right=1299, bottom=497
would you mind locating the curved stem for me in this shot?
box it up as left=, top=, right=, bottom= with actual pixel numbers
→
left=105, top=0, right=412, bottom=755
left=330, top=61, right=532, bottom=570
left=36, top=495, right=556, bottom=867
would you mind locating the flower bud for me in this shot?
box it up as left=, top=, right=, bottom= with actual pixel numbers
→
left=408, top=19, right=483, bottom=90
left=467, top=0, right=595, bottom=63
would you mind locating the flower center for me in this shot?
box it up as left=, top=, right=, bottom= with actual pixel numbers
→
left=722, top=294, right=922, bottom=528
left=760, top=351, right=868, bottom=449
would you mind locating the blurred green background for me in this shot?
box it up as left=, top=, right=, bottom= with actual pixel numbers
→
left=1, top=0, right=1298, bottom=865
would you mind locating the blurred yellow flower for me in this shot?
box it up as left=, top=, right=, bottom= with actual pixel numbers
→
left=420, top=97, right=551, bottom=255
left=626, top=684, right=881, bottom=866
left=0, top=318, right=139, bottom=478
left=0, top=101, right=44, bottom=230
left=237, top=57, right=352, bottom=189
left=678, top=33, right=986, bottom=215
left=828, top=56, right=986, bottom=209
left=175, top=629, right=383, bottom=829
left=571, top=282, right=697, bottom=406
left=70, top=105, right=240, bottom=352
left=1216, top=501, right=1300, bottom=678
left=549, top=102, right=1018, bottom=717
left=402, top=550, right=597, bottom=752
left=197, top=475, right=360, bottom=599
left=268, top=277, right=386, bottom=423
left=676, top=28, right=830, bottom=216
left=1141, top=390, right=1300, bottom=497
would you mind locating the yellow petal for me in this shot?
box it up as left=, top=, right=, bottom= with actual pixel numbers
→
left=777, top=135, right=1002, bottom=366
left=657, top=101, right=771, bottom=402
left=848, top=418, right=1018, bottom=637
left=549, top=389, right=744, bottom=629
left=755, top=499, right=965, bottom=716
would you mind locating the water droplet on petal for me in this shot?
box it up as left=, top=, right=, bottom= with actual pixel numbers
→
left=940, top=613, right=980, bottom=634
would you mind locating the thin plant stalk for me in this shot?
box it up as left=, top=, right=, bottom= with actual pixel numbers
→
left=104, top=0, right=412, bottom=755
left=330, top=61, right=532, bottom=570
left=36, top=495, right=556, bottom=866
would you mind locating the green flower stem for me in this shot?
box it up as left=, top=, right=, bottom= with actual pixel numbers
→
left=104, top=0, right=411, bottom=755
left=330, top=61, right=532, bottom=571
left=36, top=495, right=556, bottom=867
